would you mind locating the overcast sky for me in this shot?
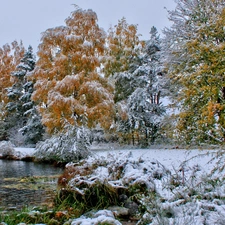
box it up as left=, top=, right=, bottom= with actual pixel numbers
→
left=0, top=0, right=176, bottom=53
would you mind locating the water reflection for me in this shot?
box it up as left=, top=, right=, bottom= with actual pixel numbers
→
left=0, top=160, right=63, bottom=178
left=0, top=160, right=63, bottom=209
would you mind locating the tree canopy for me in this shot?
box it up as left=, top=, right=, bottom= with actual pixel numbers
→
left=32, top=9, right=114, bottom=134
left=2, top=2, right=225, bottom=146
left=163, top=0, right=225, bottom=144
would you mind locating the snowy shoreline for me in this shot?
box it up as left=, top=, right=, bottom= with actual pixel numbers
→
left=0, top=141, right=218, bottom=173
left=9, top=145, right=218, bottom=172
left=1, top=141, right=225, bottom=224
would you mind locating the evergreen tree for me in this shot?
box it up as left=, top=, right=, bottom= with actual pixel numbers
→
left=116, top=27, right=166, bottom=145
left=5, top=46, right=43, bottom=145
left=20, top=80, right=45, bottom=145
left=6, top=45, right=35, bottom=113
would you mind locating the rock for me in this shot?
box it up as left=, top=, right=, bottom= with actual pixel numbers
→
left=94, top=210, right=115, bottom=218
left=124, top=201, right=139, bottom=216
left=107, top=206, right=129, bottom=218
left=119, top=194, right=128, bottom=203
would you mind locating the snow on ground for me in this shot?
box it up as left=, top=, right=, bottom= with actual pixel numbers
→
left=92, top=148, right=214, bottom=170
left=15, top=147, right=35, bottom=156
left=15, top=146, right=214, bottom=171
left=66, top=147, right=225, bottom=225
left=12, top=145, right=225, bottom=224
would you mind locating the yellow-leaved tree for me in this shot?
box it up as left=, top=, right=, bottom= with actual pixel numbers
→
left=164, top=0, right=225, bottom=144
left=0, top=41, right=24, bottom=106
left=103, top=17, right=144, bottom=78
left=102, top=18, right=146, bottom=142
left=0, top=41, right=24, bottom=141
left=32, top=9, right=114, bottom=134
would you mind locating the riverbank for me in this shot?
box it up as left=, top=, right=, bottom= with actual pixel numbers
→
left=1, top=141, right=225, bottom=224
left=0, top=158, right=63, bottom=213
left=0, top=141, right=35, bottom=161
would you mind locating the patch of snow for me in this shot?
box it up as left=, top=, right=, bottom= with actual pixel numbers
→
left=92, top=148, right=212, bottom=170
left=71, top=210, right=121, bottom=225
left=15, top=147, right=35, bottom=156
left=67, top=147, right=224, bottom=224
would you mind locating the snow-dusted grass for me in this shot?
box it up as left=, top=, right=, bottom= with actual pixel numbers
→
left=63, top=147, right=225, bottom=225
left=6, top=144, right=225, bottom=224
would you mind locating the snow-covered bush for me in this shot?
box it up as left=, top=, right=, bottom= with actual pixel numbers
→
left=34, top=125, right=91, bottom=163
left=56, top=151, right=169, bottom=220
left=137, top=153, right=225, bottom=225
left=0, top=141, right=15, bottom=157
left=56, top=150, right=225, bottom=224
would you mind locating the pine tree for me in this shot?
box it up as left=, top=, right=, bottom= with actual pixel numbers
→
left=32, top=9, right=114, bottom=134
left=163, top=0, right=225, bottom=144
left=19, top=46, right=44, bottom=145
left=6, top=45, right=35, bottom=114
left=5, top=46, right=43, bottom=145
left=118, top=27, right=166, bottom=145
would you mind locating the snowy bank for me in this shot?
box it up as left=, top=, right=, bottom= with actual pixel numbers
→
left=57, top=148, right=225, bottom=225
left=15, top=147, right=35, bottom=156
left=0, top=141, right=35, bottom=160
left=1, top=141, right=225, bottom=224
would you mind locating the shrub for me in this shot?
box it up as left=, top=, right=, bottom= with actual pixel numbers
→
left=34, top=125, right=91, bottom=163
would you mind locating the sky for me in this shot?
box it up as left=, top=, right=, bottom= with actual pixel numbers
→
left=0, top=0, right=176, bottom=53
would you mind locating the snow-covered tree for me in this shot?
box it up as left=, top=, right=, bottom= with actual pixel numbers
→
left=0, top=41, right=25, bottom=142
left=103, top=17, right=144, bottom=78
left=163, top=0, right=225, bottom=144
left=32, top=8, right=115, bottom=134
left=0, top=41, right=24, bottom=104
left=116, top=27, right=166, bottom=145
left=4, top=46, right=43, bottom=145
left=34, top=124, right=91, bottom=163
left=20, top=82, right=45, bottom=145
left=6, top=45, right=35, bottom=113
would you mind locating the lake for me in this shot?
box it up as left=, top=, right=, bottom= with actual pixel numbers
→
left=0, top=160, right=63, bottom=210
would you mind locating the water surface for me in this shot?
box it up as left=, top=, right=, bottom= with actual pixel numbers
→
left=0, top=160, right=63, bottom=210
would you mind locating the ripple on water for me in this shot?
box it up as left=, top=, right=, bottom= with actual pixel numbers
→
left=0, top=160, right=63, bottom=210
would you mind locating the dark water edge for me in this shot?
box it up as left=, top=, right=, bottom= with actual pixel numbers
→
left=0, top=160, right=63, bottom=210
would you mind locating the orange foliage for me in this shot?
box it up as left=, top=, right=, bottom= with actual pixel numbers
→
left=32, top=9, right=115, bottom=134
left=103, top=17, right=144, bottom=77
left=0, top=41, right=24, bottom=104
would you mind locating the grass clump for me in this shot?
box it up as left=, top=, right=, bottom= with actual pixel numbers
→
left=0, top=206, right=70, bottom=225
